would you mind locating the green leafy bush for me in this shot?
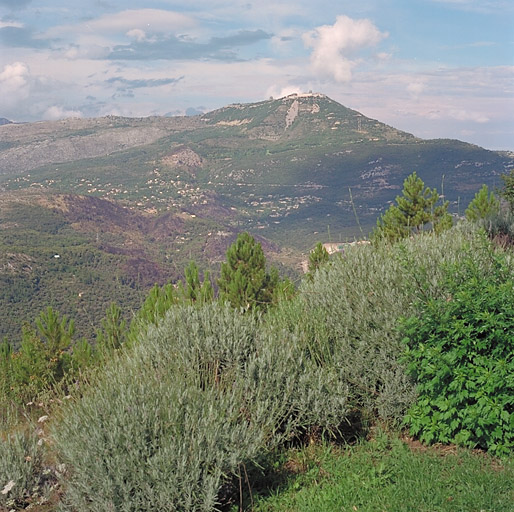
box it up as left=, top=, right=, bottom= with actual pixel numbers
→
left=401, top=250, right=514, bottom=455
left=268, top=224, right=487, bottom=425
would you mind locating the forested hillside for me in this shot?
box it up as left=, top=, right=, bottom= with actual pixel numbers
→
left=1, top=94, right=513, bottom=342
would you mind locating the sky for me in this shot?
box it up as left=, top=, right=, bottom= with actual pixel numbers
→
left=0, top=0, right=513, bottom=150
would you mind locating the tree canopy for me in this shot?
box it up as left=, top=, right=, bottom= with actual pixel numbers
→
left=307, top=242, right=330, bottom=279
left=465, top=184, right=500, bottom=222
left=372, top=172, right=452, bottom=243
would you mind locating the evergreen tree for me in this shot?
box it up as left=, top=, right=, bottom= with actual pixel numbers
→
left=218, top=232, right=278, bottom=311
left=372, top=172, right=452, bottom=242
left=198, top=270, right=214, bottom=304
left=307, top=242, right=330, bottom=278
left=96, top=302, right=127, bottom=354
left=465, top=184, right=500, bottom=221
left=128, top=283, right=177, bottom=343
left=500, top=170, right=514, bottom=210
left=178, top=261, right=214, bottom=305
left=36, top=306, right=75, bottom=354
left=180, top=260, right=201, bottom=302
left=0, top=339, right=13, bottom=399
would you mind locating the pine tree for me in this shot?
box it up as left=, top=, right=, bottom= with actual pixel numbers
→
left=198, top=270, right=214, bottom=304
left=36, top=306, right=75, bottom=354
left=500, top=170, right=514, bottom=210
left=307, top=242, right=330, bottom=278
left=0, top=340, right=13, bottom=399
left=181, top=260, right=201, bottom=302
left=218, top=232, right=277, bottom=311
left=372, top=172, right=452, bottom=242
left=96, top=302, right=127, bottom=354
left=465, top=184, right=500, bottom=221
left=128, top=283, right=177, bottom=343
left=178, top=261, right=214, bottom=305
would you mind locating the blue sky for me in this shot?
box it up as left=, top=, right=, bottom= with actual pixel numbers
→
left=0, top=0, right=512, bottom=150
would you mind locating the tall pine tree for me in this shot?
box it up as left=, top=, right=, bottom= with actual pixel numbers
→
left=218, top=232, right=278, bottom=311
left=372, top=172, right=452, bottom=242
left=178, top=261, right=214, bottom=304
left=465, top=184, right=500, bottom=221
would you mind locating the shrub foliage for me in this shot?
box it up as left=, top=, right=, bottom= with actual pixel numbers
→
left=0, top=431, right=45, bottom=509
left=2, top=219, right=514, bottom=511
left=52, top=304, right=349, bottom=511
left=402, top=249, right=514, bottom=455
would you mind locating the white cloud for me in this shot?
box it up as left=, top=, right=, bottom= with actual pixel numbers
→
left=47, top=9, right=196, bottom=38
left=407, top=81, right=427, bottom=98
left=126, top=29, right=147, bottom=42
left=0, top=20, right=23, bottom=29
left=62, top=44, right=109, bottom=60
left=43, top=105, right=84, bottom=120
left=302, top=15, right=387, bottom=82
left=0, top=61, right=30, bottom=102
left=265, top=84, right=303, bottom=99
left=448, top=109, right=489, bottom=123
left=375, top=52, right=392, bottom=62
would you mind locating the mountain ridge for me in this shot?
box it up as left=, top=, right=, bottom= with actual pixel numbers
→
left=1, top=93, right=511, bottom=248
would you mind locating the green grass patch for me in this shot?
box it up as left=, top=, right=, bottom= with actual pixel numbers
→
left=247, top=436, right=514, bottom=512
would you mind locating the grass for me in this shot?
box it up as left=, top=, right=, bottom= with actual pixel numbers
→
left=243, top=434, right=514, bottom=512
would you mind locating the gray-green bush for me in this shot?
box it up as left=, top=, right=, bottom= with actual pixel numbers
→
left=47, top=222, right=507, bottom=510
left=268, top=223, right=491, bottom=423
left=52, top=303, right=349, bottom=511
left=0, top=431, right=44, bottom=509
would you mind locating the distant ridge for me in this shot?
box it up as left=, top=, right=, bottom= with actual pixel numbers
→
left=0, top=92, right=512, bottom=251
left=0, top=118, right=12, bottom=126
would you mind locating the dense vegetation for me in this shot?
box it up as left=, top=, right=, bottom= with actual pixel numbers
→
left=2, top=95, right=512, bottom=343
left=0, top=177, right=513, bottom=510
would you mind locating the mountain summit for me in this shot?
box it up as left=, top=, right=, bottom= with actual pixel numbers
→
left=0, top=94, right=513, bottom=341
left=202, top=93, right=415, bottom=144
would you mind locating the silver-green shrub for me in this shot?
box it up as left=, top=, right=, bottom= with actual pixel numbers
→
left=50, top=223, right=498, bottom=510
left=268, top=223, right=490, bottom=423
left=52, top=303, right=349, bottom=511
left=0, top=431, right=43, bottom=509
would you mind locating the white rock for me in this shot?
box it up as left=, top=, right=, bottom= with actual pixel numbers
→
left=1, top=480, right=15, bottom=495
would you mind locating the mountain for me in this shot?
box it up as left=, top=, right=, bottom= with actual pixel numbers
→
left=1, top=93, right=513, bottom=341
left=0, top=188, right=284, bottom=343
left=0, top=118, right=12, bottom=126
left=1, top=93, right=511, bottom=247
